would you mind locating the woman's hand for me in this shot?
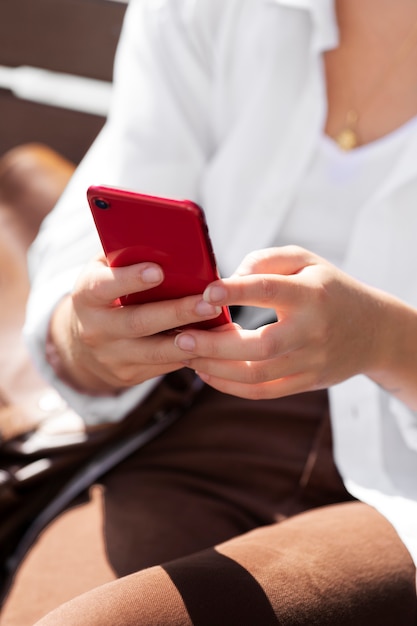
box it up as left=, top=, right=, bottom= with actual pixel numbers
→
left=174, top=246, right=417, bottom=403
left=48, top=254, right=223, bottom=394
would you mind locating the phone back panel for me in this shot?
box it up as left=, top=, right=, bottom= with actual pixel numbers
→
left=87, top=185, right=231, bottom=327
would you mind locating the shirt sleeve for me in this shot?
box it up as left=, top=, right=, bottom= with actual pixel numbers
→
left=23, top=0, right=218, bottom=426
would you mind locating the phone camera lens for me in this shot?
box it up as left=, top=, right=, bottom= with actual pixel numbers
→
left=94, top=198, right=110, bottom=210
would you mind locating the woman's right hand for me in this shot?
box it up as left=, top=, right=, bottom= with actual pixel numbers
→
left=48, top=254, right=223, bottom=394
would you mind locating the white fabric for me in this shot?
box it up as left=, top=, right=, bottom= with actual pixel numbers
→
left=24, top=0, right=417, bottom=564
left=278, top=119, right=417, bottom=266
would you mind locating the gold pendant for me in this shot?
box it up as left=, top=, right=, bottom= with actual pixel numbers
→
left=335, top=110, right=359, bottom=151
left=335, top=127, right=358, bottom=151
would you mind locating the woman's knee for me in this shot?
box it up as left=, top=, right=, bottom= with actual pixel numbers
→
left=215, top=502, right=417, bottom=625
left=33, top=566, right=192, bottom=626
left=0, top=143, right=75, bottom=238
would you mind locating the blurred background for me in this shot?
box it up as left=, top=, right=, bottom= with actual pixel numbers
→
left=0, top=0, right=128, bottom=165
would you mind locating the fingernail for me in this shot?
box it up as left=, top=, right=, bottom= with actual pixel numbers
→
left=196, top=371, right=210, bottom=383
left=175, top=334, right=196, bottom=352
left=195, top=300, right=222, bottom=316
left=203, top=285, right=227, bottom=303
left=141, top=266, right=163, bottom=283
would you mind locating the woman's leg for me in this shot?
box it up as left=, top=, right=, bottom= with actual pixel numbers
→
left=0, top=143, right=74, bottom=248
left=2, top=385, right=415, bottom=624
left=31, top=501, right=417, bottom=626
left=0, top=487, right=116, bottom=626
left=95, top=386, right=351, bottom=576
left=0, top=144, right=74, bottom=408
left=0, top=387, right=348, bottom=623
left=5, top=386, right=412, bottom=625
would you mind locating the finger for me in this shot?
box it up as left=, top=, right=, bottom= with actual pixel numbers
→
left=195, top=369, right=317, bottom=401
left=184, top=349, right=309, bottom=385
left=96, top=335, right=183, bottom=366
left=76, top=256, right=165, bottom=307
left=84, top=332, right=189, bottom=388
left=233, top=245, right=318, bottom=277
left=116, top=332, right=198, bottom=366
left=201, top=272, right=314, bottom=312
left=90, top=349, right=184, bottom=389
left=174, top=320, right=303, bottom=362
left=92, top=294, right=224, bottom=340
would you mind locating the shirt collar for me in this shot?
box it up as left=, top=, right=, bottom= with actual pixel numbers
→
left=264, top=0, right=339, bottom=52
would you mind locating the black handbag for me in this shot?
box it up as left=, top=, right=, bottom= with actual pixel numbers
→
left=0, top=369, right=202, bottom=605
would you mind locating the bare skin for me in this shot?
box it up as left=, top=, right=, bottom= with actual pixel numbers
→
left=49, top=257, right=223, bottom=393
left=175, top=246, right=417, bottom=410
left=49, top=0, right=417, bottom=413
left=324, top=0, right=417, bottom=145
left=0, top=145, right=74, bottom=406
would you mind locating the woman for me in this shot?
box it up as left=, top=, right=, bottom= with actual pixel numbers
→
left=2, top=0, right=417, bottom=623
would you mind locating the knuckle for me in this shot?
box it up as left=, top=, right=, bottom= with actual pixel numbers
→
left=286, top=244, right=307, bottom=257
left=314, top=279, right=331, bottom=307
left=115, top=367, right=137, bottom=387
left=126, top=307, right=151, bottom=337
left=257, top=277, right=278, bottom=305
left=98, top=352, right=138, bottom=386
left=244, top=362, right=267, bottom=385
left=256, top=328, right=280, bottom=360
left=95, top=351, right=115, bottom=373
left=70, top=287, right=84, bottom=311
left=257, top=340, right=276, bottom=360
left=285, top=244, right=315, bottom=265
left=172, top=299, right=193, bottom=326
left=77, top=323, right=99, bottom=349
left=208, top=340, right=224, bottom=359
left=244, top=249, right=265, bottom=268
left=310, top=313, right=331, bottom=348
left=82, top=271, right=104, bottom=300
left=149, top=345, right=169, bottom=365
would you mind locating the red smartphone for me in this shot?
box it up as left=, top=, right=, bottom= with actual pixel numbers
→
left=87, top=185, right=231, bottom=329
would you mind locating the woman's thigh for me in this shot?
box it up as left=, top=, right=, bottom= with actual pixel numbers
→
left=32, top=501, right=417, bottom=626
left=99, top=386, right=350, bottom=575
left=0, top=486, right=116, bottom=626
left=0, top=387, right=352, bottom=624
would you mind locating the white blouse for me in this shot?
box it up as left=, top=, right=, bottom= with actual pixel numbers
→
left=279, top=116, right=417, bottom=266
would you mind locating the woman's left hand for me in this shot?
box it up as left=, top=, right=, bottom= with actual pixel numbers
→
left=174, top=246, right=387, bottom=400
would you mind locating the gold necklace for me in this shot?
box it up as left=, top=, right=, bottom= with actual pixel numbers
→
left=335, top=16, right=417, bottom=151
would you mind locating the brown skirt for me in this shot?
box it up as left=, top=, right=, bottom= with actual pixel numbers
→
left=1, top=384, right=416, bottom=625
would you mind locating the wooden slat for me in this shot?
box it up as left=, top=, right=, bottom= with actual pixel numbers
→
left=0, top=0, right=127, bottom=82
left=0, top=91, right=106, bottom=164
left=0, top=0, right=127, bottom=162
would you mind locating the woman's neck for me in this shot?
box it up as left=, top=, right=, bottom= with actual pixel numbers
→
left=324, top=0, right=417, bottom=148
